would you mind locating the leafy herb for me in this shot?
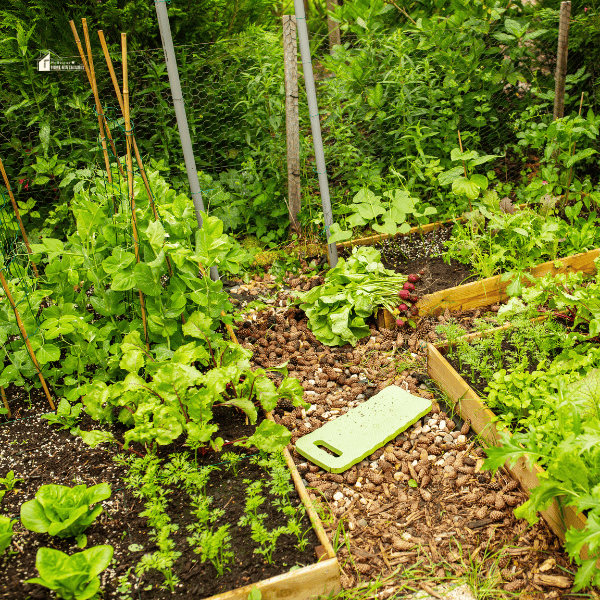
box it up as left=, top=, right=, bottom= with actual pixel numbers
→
left=0, top=516, right=14, bottom=555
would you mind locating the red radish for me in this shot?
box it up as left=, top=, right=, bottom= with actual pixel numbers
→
left=419, top=269, right=425, bottom=275
left=398, top=289, right=411, bottom=300
left=410, top=296, right=419, bottom=303
left=410, top=305, right=419, bottom=316
left=403, top=282, right=415, bottom=292
left=407, top=274, right=421, bottom=283
left=396, top=318, right=405, bottom=327
left=398, top=303, right=408, bottom=312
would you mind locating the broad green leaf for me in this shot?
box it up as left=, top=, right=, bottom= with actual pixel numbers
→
left=438, top=165, right=463, bottom=186
left=102, top=248, right=136, bottom=274
left=182, top=311, right=213, bottom=338
left=450, top=148, right=479, bottom=162
left=242, top=420, right=291, bottom=453
left=145, top=220, right=166, bottom=254
left=372, top=217, right=398, bottom=236
left=327, top=223, right=352, bottom=244
left=452, top=176, right=481, bottom=200
left=133, top=263, right=162, bottom=296
left=110, top=271, right=136, bottom=292
left=36, top=344, right=61, bottom=364
left=470, top=173, right=489, bottom=191
left=254, top=376, right=279, bottom=412
left=566, top=148, right=597, bottom=168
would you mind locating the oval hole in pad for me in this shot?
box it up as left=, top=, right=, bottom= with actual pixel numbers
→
left=296, top=387, right=431, bottom=473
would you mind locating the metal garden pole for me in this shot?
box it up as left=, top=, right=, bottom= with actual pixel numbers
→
left=154, top=0, right=219, bottom=280
left=294, top=0, right=338, bottom=267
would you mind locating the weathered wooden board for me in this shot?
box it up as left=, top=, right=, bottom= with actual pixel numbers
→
left=207, top=557, right=341, bottom=600
left=427, top=342, right=588, bottom=543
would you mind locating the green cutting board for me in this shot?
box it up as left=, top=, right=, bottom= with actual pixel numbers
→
left=296, top=386, right=432, bottom=473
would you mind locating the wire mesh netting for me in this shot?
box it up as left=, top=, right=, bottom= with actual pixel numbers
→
left=0, top=21, right=596, bottom=249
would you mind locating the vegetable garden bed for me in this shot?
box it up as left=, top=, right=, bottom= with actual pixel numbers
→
left=0, top=408, right=340, bottom=600
left=375, top=247, right=600, bottom=330
left=426, top=333, right=588, bottom=544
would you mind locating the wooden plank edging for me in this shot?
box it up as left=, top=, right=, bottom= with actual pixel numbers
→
left=426, top=342, right=588, bottom=543
left=206, top=557, right=340, bottom=600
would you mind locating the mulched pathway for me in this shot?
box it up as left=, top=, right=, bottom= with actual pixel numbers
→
left=232, top=277, right=584, bottom=598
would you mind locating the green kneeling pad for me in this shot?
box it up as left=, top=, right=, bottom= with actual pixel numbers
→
left=296, top=386, right=432, bottom=473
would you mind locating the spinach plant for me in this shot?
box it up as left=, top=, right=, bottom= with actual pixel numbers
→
left=26, top=545, right=113, bottom=600
left=20, top=483, right=111, bottom=547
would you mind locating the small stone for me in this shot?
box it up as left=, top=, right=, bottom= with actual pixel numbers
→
left=457, top=434, right=467, bottom=443
left=422, top=425, right=431, bottom=433
left=444, top=434, right=454, bottom=443
left=358, top=519, right=368, bottom=527
left=356, top=394, right=365, bottom=400
left=359, top=497, right=368, bottom=505
left=333, top=491, right=344, bottom=501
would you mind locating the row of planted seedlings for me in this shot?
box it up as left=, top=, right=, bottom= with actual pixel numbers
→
left=0, top=166, right=341, bottom=600
left=238, top=247, right=593, bottom=598
left=426, top=264, right=600, bottom=592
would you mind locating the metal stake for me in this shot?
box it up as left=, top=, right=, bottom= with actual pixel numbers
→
left=153, top=0, right=219, bottom=280
left=294, top=0, right=338, bottom=267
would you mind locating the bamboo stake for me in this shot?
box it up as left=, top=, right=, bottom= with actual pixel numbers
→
left=0, top=158, right=39, bottom=277
left=69, top=21, right=125, bottom=182
left=122, top=33, right=150, bottom=349
left=97, top=30, right=162, bottom=224
left=0, top=270, right=55, bottom=410
left=79, top=19, right=113, bottom=193
left=0, top=386, right=10, bottom=419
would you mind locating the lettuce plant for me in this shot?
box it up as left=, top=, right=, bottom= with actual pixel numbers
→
left=21, top=483, right=111, bottom=546
left=26, top=545, right=113, bottom=600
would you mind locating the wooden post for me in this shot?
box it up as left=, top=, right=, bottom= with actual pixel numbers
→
left=283, top=15, right=302, bottom=233
left=0, top=158, right=39, bottom=277
left=326, top=0, right=340, bottom=54
left=553, top=1, right=571, bottom=120
left=0, top=270, right=55, bottom=410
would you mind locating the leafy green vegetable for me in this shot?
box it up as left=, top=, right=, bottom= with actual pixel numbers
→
left=26, top=545, right=113, bottom=600
left=21, top=483, right=111, bottom=540
left=295, top=247, right=406, bottom=346
left=0, top=516, right=14, bottom=555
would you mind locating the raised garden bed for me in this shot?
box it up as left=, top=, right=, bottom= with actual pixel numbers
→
left=426, top=331, right=587, bottom=544
left=374, top=248, right=600, bottom=330
left=0, top=406, right=341, bottom=600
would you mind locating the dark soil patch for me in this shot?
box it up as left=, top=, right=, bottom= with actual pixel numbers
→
left=375, top=227, right=476, bottom=295
left=0, top=406, right=319, bottom=599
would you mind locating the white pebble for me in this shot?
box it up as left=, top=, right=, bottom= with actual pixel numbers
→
left=333, top=491, right=344, bottom=501
left=439, top=420, right=446, bottom=430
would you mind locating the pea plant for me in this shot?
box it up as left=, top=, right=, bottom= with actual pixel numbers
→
left=0, top=169, right=305, bottom=454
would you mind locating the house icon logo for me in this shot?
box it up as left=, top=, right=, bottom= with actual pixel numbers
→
left=38, top=53, right=52, bottom=71
left=37, top=52, right=84, bottom=72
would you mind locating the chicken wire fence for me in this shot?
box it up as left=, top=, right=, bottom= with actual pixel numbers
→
left=0, top=22, right=596, bottom=251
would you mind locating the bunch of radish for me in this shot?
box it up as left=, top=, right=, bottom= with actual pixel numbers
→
left=395, top=273, right=422, bottom=327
